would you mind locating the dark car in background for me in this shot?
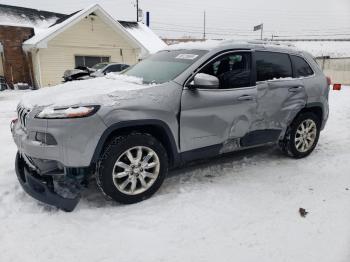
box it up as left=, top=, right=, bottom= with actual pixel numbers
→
left=90, top=63, right=130, bottom=77
left=63, top=63, right=130, bottom=82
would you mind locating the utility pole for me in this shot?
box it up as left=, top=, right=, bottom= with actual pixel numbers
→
left=136, top=0, right=139, bottom=22
left=203, top=10, right=206, bottom=40
left=260, top=23, right=263, bottom=40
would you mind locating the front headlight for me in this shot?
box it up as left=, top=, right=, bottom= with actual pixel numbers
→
left=36, top=105, right=100, bottom=119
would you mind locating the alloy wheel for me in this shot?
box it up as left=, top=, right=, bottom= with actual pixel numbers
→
left=112, top=146, right=160, bottom=195
left=294, top=119, right=317, bottom=153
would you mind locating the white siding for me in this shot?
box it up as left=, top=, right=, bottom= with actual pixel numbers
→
left=38, top=15, right=140, bottom=87
left=30, top=50, right=42, bottom=88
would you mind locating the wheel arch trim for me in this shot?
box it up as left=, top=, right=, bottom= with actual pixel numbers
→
left=90, top=119, right=180, bottom=167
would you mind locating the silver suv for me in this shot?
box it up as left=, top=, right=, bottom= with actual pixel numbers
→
left=11, top=40, right=329, bottom=211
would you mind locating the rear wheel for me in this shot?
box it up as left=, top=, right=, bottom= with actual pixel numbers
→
left=97, top=133, right=168, bottom=204
left=280, top=112, right=321, bottom=158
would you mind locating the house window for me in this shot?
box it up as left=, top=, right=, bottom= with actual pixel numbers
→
left=75, top=56, right=110, bottom=68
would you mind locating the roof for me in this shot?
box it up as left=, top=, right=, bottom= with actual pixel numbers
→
left=166, top=39, right=299, bottom=53
left=0, top=4, right=65, bottom=30
left=166, top=39, right=350, bottom=58
left=121, top=21, right=166, bottom=55
left=0, top=4, right=166, bottom=56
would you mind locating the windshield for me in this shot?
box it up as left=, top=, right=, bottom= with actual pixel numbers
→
left=92, top=63, right=109, bottom=70
left=121, top=50, right=208, bottom=84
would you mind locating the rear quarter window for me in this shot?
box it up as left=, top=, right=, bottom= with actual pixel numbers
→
left=291, top=55, right=314, bottom=77
left=255, top=51, right=292, bottom=81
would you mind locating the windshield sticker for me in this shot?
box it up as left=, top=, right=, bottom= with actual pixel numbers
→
left=175, top=54, right=199, bottom=60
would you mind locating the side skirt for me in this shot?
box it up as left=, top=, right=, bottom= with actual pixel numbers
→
left=179, top=129, right=281, bottom=165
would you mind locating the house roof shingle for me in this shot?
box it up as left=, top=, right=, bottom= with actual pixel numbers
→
left=0, top=4, right=66, bottom=28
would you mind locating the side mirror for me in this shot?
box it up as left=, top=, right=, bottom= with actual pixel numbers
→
left=192, top=73, right=219, bottom=89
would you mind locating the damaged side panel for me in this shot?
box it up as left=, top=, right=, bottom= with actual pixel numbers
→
left=254, top=79, right=307, bottom=138
left=180, top=87, right=257, bottom=152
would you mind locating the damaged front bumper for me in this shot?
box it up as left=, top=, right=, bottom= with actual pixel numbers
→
left=15, top=152, right=85, bottom=212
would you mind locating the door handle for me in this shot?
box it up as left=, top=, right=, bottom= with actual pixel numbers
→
left=237, top=95, right=254, bottom=101
left=288, top=86, right=303, bottom=92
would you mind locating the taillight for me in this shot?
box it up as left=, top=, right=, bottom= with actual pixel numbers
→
left=333, top=83, right=341, bottom=91
left=326, top=76, right=331, bottom=86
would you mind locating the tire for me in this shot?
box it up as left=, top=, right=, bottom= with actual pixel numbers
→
left=280, top=112, right=321, bottom=158
left=96, top=133, right=168, bottom=204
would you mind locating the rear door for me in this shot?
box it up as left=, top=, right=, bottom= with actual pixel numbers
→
left=254, top=51, right=307, bottom=135
left=180, top=51, right=258, bottom=152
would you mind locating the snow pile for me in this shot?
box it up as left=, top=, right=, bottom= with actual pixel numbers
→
left=124, top=22, right=167, bottom=54
left=19, top=73, right=150, bottom=109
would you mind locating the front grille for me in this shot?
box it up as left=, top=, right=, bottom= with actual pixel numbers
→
left=17, top=105, right=31, bottom=128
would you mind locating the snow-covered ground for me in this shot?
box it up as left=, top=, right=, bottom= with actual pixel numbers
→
left=0, top=88, right=349, bottom=262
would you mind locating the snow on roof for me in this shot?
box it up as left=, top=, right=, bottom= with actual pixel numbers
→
left=0, top=4, right=165, bottom=56
left=121, top=22, right=166, bottom=54
left=0, top=4, right=64, bottom=32
left=20, top=4, right=165, bottom=56
left=292, top=41, right=350, bottom=58
left=165, top=40, right=220, bottom=51
left=164, top=39, right=298, bottom=53
left=23, top=4, right=99, bottom=48
left=166, top=38, right=350, bottom=58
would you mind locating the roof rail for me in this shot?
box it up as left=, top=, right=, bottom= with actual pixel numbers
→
left=220, top=39, right=296, bottom=48
left=247, top=40, right=296, bottom=48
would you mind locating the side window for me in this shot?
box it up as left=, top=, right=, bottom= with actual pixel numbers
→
left=105, top=64, right=121, bottom=73
left=199, top=52, right=252, bottom=89
left=291, top=55, right=314, bottom=77
left=121, top=64, right=130, bottom=70
left=255, top=51, right=292, bottom=81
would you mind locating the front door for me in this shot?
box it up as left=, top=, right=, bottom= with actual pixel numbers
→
left=180, top=51, right=258, bottom=152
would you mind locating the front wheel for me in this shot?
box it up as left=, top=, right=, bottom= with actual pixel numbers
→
left=280, top=112, right=321, bottom=158
left=97, top=133, right=168, bottom=204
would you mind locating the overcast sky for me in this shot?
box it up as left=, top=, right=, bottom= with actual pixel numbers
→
left=3, top=0, right=350, bottom=39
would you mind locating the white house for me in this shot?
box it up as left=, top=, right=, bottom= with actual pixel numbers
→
left=0, top=4, right=166, bottom=88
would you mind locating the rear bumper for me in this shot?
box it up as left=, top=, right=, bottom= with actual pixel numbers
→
left=15, top=152, right=80, bottom=212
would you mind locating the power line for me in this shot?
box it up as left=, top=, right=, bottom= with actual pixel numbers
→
left=151, top=21, right=350, bottom=34
left=275, top=33, right=350, bottom=37
left=152, top=27, right=262, bottom=36
left=152, top=27, right=350, bottom=38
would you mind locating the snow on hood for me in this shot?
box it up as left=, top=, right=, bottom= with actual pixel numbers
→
left=20, top=74, right=152, bottom=109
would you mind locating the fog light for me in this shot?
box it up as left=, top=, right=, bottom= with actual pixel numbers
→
left=35, top=132, right=57, bottom=145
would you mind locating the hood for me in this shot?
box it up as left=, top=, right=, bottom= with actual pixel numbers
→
left=20, top=74, right=153, bottom=109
